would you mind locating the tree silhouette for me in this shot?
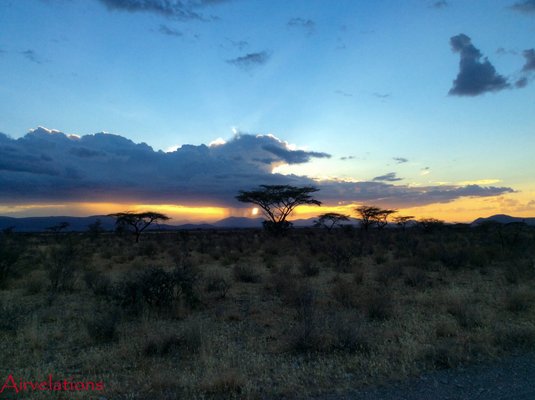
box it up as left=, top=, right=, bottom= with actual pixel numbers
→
left=355, top=205, right=396, bottom=231
left=236, top=185, right=321, bottom=233
left=108, top=212, right=170, bottom=242
left=393, top=215, right=414, bottom=230
left=314, top=212, right=350, bottom=231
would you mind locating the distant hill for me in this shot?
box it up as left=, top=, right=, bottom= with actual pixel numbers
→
left=0, top=215, right=117, bottom=232
left=471, top=214, right=535, bottom=226
left=212, top=217, right=264, bottom=228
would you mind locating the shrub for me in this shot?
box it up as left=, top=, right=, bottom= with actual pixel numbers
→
left=46, top=242, right=80, bottom=292
left=204, top=272, right=232, bottom=299
left=298, top=256, right=320, bottom=277
left=233, top=264, right=261, bottom=283
left=86, top=310, right=119, bottom=343
left=0, top=301, right=27, bottom=332
left=366, top=292, right=392, bottom=321
left=331, top=279, right=357, bottom=308
left=505, top=286, right=533, bottom=313
left=328, top=313, right=371, bottom=354
left=143, top=323, right=202, bottom=358
left=494, top=324, right=535, bottom=351
left=0, top=238, right=20, bottom=288
left=446, top=299, right=482, bottom=329
left=201, top=369, right=244, bottom=396
left=84, top=271, right=112, bottom=297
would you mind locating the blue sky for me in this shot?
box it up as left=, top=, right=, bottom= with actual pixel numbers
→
left=1, top=0, right=534, bottom=222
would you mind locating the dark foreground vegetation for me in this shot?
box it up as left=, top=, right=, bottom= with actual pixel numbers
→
left=1, top=223, right=534, bottom=399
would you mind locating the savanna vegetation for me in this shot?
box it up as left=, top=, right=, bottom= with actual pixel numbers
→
left=0, top=219, right=534, bottom=399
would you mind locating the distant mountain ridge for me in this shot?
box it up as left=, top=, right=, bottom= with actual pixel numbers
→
left=471, top=214, right=535, bottom=226
left=1, top=213, right=534, bottom=232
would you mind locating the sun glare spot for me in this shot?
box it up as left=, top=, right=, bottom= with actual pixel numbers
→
left=251, top=207, right=259, bottom=216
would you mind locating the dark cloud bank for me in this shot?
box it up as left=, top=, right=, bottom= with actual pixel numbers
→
left=0, top=128, right=513, bottom=208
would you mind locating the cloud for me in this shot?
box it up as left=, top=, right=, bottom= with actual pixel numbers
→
left=393, top=157, right=408, bottom=164
left=431, top=1, right=448, bottom=9
left=496, top=47, right=517, bottom=55
left=373, top=92, right=390, bottom=99
left=226, top=39, right=249, bottom=51
left=334, top=90, right=353, bottom=97
left=521, top=49, right=535, bottom=71
left=510, top=0, right=535, bottom=13
left=287, top=18, right=315, bottom=35
left=420, top=167, right=430, bottom=175
left=21, top=50, right=42, bottom=64
left=448, top=34, right=510, bottom=96
left=373, top=172, right=402, bottom=182
left=340, top=156, right=355, bottom=161
left=514, top=49, right=535, bottom=88
left=0, top=127, right=514, bottom=209
left=97, top=0, right=232, bottom=20
left=158, top=24, right=183, bottom=36
left=226, top=51, right=270, bottom=70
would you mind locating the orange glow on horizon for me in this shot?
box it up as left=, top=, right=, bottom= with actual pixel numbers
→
left=0, top=190, right=534, bottom=224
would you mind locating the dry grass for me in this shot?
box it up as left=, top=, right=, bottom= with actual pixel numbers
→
left=1, top=226, right=534, bottom=398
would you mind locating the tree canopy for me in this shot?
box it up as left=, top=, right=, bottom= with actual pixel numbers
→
left=236, top=185, right=321, bottom=233
left=355, top=205, right=397, bottom=231
left=108, top=211, right=170, bottom=242
left=314, top=212, right=350, bottom=231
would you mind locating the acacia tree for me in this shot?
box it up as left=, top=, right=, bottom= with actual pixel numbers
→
left=355, top=205, right=397, bottom=231
left=314, top=212, right=350, bottom=231
left=393, top=215, right=414, bottom=230
left=236, top=185, right=321, bottom=233
left=108, top=211, right=170, bottom=242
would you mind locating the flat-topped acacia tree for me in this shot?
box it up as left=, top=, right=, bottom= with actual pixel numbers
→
left=236, top=185, right=321, bottom=234
left=108, top=211, right=170, bottom=242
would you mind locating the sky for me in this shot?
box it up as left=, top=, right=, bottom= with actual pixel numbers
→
left=0, top=0, right=534, bottom=223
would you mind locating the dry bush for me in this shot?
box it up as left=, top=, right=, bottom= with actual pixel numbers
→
left=143, top=322, right=202, bottom=358
left=204, top=272, right=232, bottom=299
left=326, top=312, right=371, bottom=354
left=422, top=339, right=465, bottom=369
left=365, top=291, right=392, bottom=321
left=505, top=286, right=534, bottom=313
left=403, top=266, right=430, bottom=288
left=375, top=262, right=403, bottom=285
left=494, top=323, right=535, bottom=351
left=84, top=270, right=112, bottom=297
left=446, top=298, right=483, bottom=329
left=201, top=369, right=245, bottom=397
left=85, top=309, right=120, bottom=343
left=298, top=254, right=320, bottom=277
left=331, top=279, right=358, bottom=308
left=233, top=264, right=261, bottom=283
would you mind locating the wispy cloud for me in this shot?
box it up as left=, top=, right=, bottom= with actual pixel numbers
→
left=21, top=49, right=43, bottom=64
left=373, top=92, right=390, bottom=99
left=97, top=0, right=233, bottom=20
left=288, top=17, right=315, bottom=35
left=334, top=90, right=353, bottom=97
left=373, top=172, right=403, bottom=182
left=510, top=0, right=535, bottom=13
left=226, top=51, right=270, bottom=70
left=393, top=157, right=408, bottom=164
left=521, top=48, right=535, bottom=71
left=431, top=1, right=448, bottom=9
left=158, top=24, right=183, bottom=37
left=448, top=34, right=509, bottom=96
